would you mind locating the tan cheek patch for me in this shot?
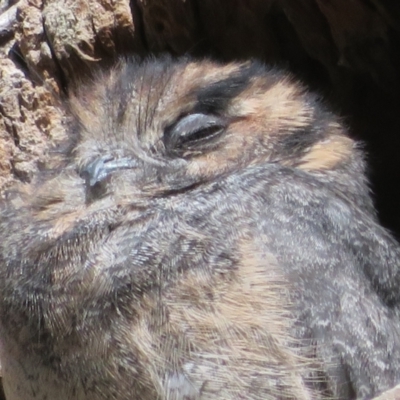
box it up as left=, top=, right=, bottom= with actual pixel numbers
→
left=229, top=78, right=313, bottom=133
left=298, top=133, right=353, bottom=171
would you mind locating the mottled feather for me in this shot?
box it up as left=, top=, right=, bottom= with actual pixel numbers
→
left=0, top=57, right=399, bottom=400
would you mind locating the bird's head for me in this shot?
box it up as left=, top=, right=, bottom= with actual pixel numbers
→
left=66, top=57, right=354, bottom=201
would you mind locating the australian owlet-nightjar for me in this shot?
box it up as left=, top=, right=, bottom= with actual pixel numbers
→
left=0, top=57, right=400, bottom=400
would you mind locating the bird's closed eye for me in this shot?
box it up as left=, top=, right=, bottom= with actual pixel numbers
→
left=164, top=113, right=226, bottom=155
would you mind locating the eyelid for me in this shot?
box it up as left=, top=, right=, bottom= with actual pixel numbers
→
left=172, top=113, right=225, bottom=139
left=164, top=113, right=227, bottom=154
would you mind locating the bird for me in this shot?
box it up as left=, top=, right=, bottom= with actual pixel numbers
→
left=0, top=56, right=400, bottom=400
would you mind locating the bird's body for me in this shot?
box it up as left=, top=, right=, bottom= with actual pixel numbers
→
left=0, top=57, right=400, bottom=400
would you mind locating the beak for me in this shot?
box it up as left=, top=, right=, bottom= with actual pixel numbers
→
left=81, top=156, right=137, bottom=186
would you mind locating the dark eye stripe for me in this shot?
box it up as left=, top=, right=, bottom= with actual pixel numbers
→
left=193, top=62, right=266, bottom=114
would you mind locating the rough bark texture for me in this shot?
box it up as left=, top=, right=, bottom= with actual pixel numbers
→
left=0, top=0, right=400, bottom=399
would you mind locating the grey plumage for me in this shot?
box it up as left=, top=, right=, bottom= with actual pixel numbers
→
left=0, top=57, right=399, bottom=400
